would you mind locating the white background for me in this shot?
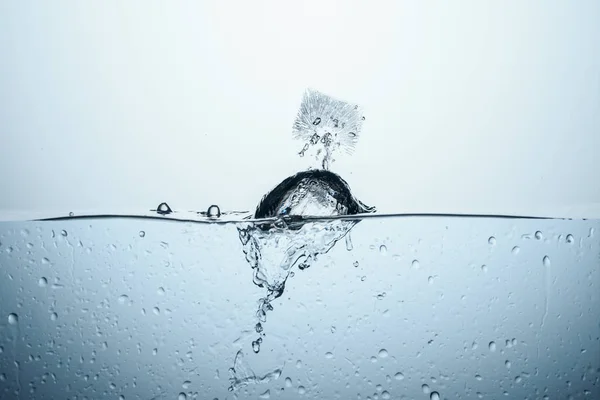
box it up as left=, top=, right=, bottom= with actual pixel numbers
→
left=1, top=1, right=599, bottom=219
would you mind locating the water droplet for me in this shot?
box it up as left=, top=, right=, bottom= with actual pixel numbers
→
left=325, top=352, right=333, bottom=359
left=543, top=255, right=551, bottom=267
left=488, top=236, right=496, bottom=245
left=489, top=341, right=497, bottom=352
left=511, top=246, right=520, bottom=255
left=353, top=261, right=359, bottom=268
left=349, top=132, right=356, bottom=137
left=505, top=360, right=511, bottom=368
left=139, top=231, right=145, bottom=238
left=50, top=312, right=58, bottom=321
left=61, top=230, right=68, bottom=237
left=411, top=259, right=420, bottom=269
left=475, top=374, right=482, bottom=381
left=428, top=276, right=434, bottom=284
left=255, top=322, right=263, bottom=333
left=252, top=340, right=261, bottom=353
left=38, top=277, right=48, bottom=287
left=298, top=386, right=306, bottom=395
left=566, top=234, right=574, bottom=243
left=511, top=338, right=517, bottom=346
left=514, top=375, right=522, bottom=383
left=430, top=392, right=440, bottom=400
left=156, top=202, right=172, bottom=215
left=362, top=116, right=366, bottom=121
left=535, top=231, right=543, bottom=240
left=330, top=326, right=336, bottom=333
left=285, top=377, right=292, bottom=387
left=394, top=372, right=404, bottom=380
left=312, top=117, right=321, bottom=125
left=360, top=276, right=366, bottom=282
left=157, top=287, right=165, bottom=295
left=69, top=212, right=74, bottom=217
left=259, top=389, right=271, bottom=399
left=481, top=264, right=488, bottom=272
left=379, top=245, right=387, bottom=255
left=118, top=295, right=129, bottom=305
left=296, top=360, right=302, bottom=368
left=378, top=349, right=389, bottom=358
left=7, top=313, right=18, bottom=325
left=152, top=307, right=160, bottom=315
left=422, top=384, right=431, bottom=394
left=207, top=205, right=221, bottom=218
left=178, top=393, right=187, bottom=400
left=382, top=391, right=391, bottom=399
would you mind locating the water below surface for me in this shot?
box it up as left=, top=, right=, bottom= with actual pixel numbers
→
left=0, top=215, right=599, bottom=399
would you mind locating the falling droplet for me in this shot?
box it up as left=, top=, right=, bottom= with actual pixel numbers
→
left=207, top=205, right=221, bottom=218
left=488, top=236, right=496, bottom=245
left=511, top=246, right=520, bottom=255
left=412, top=259, right=420, bottom=269
left=156, top=202, right=172, bottom=215
left=312, top=117, right=321, bottom=125
left=543, top=256, right=551, bottom=267
left=139, top=231, right=145, bottom=238
left=489, top=341, right=497, bottom=352
left=7, top=313, right=18, bottom=325
left=378, top=349, right=389, bottom=358
left=431, top=392, right=440, bottom=400
left=535, top=231, right=543, bottom=240
left=566, top=234, right=574, bottom=243
left=379, top=245, right=387, bottom=255
left=38, top=277, right=48, bottom=287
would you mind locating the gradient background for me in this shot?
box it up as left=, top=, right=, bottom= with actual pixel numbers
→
left=1, top=1, right=599, bottom=219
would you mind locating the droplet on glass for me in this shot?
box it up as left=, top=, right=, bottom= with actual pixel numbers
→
left=207, top=205, right=221, bottom=218
left=178, top=393, right=187, bottom=400
left=252, top=340, right=261, bottom=353
left=543, top=256, right=551, bottom=267
left=157, top=287, right=165, bottom=295
left=379, top=244, right=387, bottom=255
left=430, top=392, right=440, bottom=400
left=312, top=117, right=321, bottom=125
left=139, top=231, right=145, bottom=238
left=535, top=231, right=543, bottom=240
left=489, top=341, right=497, bottom=352
left=481, top=264, right=488, bottom=272
left=412, top=259, right=420, bottom=269
left=353, top=261, right=359, bottom=268
left=157, top=202, right=172, bottom=215
left=325, top=352, right=333, bottom=359
left=61, top=230, right=68, bottom=237
left=566, top=234, right=574, bottom=243
left=394, top=372, right=405, bottom=380
left=511, top=246, right=520, bottom=255
left=50, top=312, right=58, bottom=321
left=38, top=277, right=48, bottom=287
left=378, top=349, right=389, bottom=358
left=118, top=295, right=129, bottom=305
left=505, top=360, right=511, bottom=369
left=422, top=384, right=431, bottom=394
left=298, top=386, right=306, bottom=395
left=7, top=313, right=18, bottom=325
left=488, top=236, right=496, bottom=245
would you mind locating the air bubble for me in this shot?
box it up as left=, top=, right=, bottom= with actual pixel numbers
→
left=156, top=202, right=172, bottom=215
left=489, top=341, right=497, bottom=352
left=7, top=313, right=18, bottom=325
left=488, top=236, right=496, bottom=245
left=207, top=205, right=221, bottom=218
left=411, top=259, right=420, bottom=269
left=379, top=245, right=387, bottom=255
left=38, top=277, right=48, bottom=287
left=511, top=246, right=520, bottom=255
left=430, top=392, right=440, bottom=400
left=139, top=231, right=145, bottom=238
left=543, top=256, right=551, bottom=267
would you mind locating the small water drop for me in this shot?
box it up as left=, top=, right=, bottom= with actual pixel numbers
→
left=349, top=132, right=356, bottom=137
left=511, top=246, right=520, bottom=255
left=156, top=202, right=172, bottom=215
left=118, top=295, right=129, bottom=305
left=412, top=259, right=420, bottom=269
left=422, top=384, right=431, bottom=394
left=255, top=323, right=263, bottom=333
left=61, top=230, right=68, bottom=237
left=360, top=276, right=366, bottom=282
left=379, top=245, right=387, bottom=255
left=428, top=276, right=434, bottom=284
left=362, top=116, right=366, bottom=121
left=296, top=360, right=302, bottom=368
left=325, top=352, right=333, bottom=359
left=511, top=338, right=517, bottom=346
left=488, top=236, right=496, bottom=245
left=382, top=391, right=391, bottom=399
left=139, top=231, right=145, bottom=238
left=252, top=340, right=261, bottom=353
left=514, top=375, right=522, bottom=383
left=330, top=325, right=336, bottom=333
left=535, top=231, right=543, bottom=240
left=69, top=212, right=74, bottom=217
left=157, top=287, right=165, bottom=295
left=312, top=117, right=321, bottom=125
left=259, top=389, right=271, bottom=399
left=353, top=261, right=359, bottom=268
left=178, top=393, right=187, bottom=400
left=431, top=392, right=440, bottom=400
left=566, top=234, right=574, bottom=243
left=378, top=349, right=389, bottom=358
left=394, top=372, right=404, bottom=380
left=505, top=360, right=511, bottom=369
left=543, top=256, right=551, bottom=267
left=489, top=341, right=497, bottom=352
left=475, top=374, right=482, bottom=381
left=481, top=264, right=488, bottom=272
left=298, top=386, right=306, bottom=395
left=50, top=312, right=58, bottom=321
left=38, top=277, right=48, bottom=287
left=152, top=348, right=158, bottom=355
left=285, top=377, right=292, bottom=387
left=207, top=205, right=221, bottom=218
left=152, top=307, right=160, bottom=315
left=7, top=313, right=18, bottom=325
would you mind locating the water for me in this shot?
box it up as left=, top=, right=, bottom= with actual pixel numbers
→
left=1, top=213, right=599, bottom=399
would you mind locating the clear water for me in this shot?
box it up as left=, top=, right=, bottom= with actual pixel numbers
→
left=1, top=214, right=599, bottom=399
